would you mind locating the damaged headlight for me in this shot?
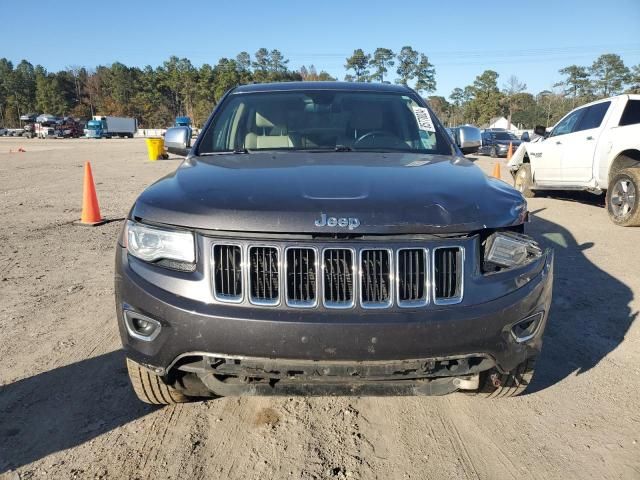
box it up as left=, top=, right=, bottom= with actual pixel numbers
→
left=483, top=231, right=542, bottom=272
left=125, top=220, right=195, bottom=265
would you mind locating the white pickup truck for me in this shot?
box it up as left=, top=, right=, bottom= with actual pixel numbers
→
left=508, top=94, right=640, bottom=226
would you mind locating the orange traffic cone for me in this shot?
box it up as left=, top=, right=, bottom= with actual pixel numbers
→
left=76, top=162, right=106, bottom=226
left=506, top=142, right=513, bottom=160
left=492, top=162, right=501, bottom=179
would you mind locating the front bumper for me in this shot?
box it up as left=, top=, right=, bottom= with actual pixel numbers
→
left=115, top=245, right=554, bottom=381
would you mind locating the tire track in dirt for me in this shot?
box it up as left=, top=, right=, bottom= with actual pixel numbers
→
left=435, top=401, right=482, bottom=480
left=441, top=395, right=578, bottom=480
left=291, top=397, right=374, bottom=479
left=189, top=397, right=258, bottom=479
left=356, top=397, right=502, bottom=479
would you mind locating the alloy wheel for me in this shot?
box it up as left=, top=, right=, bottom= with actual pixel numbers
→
left=610, top=178, right=637, bottom=219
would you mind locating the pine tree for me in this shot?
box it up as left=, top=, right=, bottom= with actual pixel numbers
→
left=345, top=49, right=371, bottom=82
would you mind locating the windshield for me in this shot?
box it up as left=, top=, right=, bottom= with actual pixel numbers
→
left=493, top=131, right=518, bottom=141
left=87, top=121, right=101, bottom=129
left=198, top=90, right=452, bottom=155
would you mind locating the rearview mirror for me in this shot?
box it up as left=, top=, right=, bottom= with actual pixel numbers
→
left=164, top=126, right=191, bottom=156
left=456, top=125, right=481, bottom=154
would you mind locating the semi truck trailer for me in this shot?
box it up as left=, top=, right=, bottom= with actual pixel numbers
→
left=85, top=116, right=137, bottom=138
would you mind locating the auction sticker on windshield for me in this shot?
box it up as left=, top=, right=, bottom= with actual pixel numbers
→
left=412, top=107, right=436, bottom=132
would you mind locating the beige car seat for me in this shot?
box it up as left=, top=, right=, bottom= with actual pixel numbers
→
left=245, top=111, right=294, bottom=149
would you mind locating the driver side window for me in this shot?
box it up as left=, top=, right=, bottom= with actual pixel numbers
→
left=550, top=109, right=583, bottom=137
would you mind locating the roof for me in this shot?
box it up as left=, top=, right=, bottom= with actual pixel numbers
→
left=489, top=116, right=507, bottom=125
left=232, top=81, right=413, bottom=94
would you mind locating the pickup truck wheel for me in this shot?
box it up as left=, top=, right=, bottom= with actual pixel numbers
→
left=471, top=358, right=536, bottom=398
left=126, top=357, right=192, bottom=405
left=607, top=168, right=640, bottom=226
left=514, top=164, right=536, bottom=198
left=490, top=146, right=498, bottom=158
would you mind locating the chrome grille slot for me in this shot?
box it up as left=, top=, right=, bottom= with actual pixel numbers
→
left=433, top=247, right=463, bottom=304
left=360, top=249, right=392, bottom=308
left=249, top=246, right=280, bottom=305
left=323, top=249, right=354, bottom=308
left=286, top=248, right=317, bottom=307
left=212, top=244, right=243, bottom=302
left=397, top=248, right=428, bottom=307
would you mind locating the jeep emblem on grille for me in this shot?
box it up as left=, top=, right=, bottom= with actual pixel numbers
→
left=315, top=213, right=360, bottom=230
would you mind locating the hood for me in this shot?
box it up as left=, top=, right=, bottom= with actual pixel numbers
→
left=132, top=152, right=527, bottom=235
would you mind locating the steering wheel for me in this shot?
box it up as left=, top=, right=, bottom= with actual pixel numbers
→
left=354, top=130, right=395, bottom=146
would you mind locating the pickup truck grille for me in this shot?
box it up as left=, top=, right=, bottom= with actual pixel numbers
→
left=211, top=243, right=464, bottom=308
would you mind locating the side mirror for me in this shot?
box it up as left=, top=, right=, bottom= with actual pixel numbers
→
left=456, top=125, right=481, bottom=154
left=520, top=132, right=530, bottom=142
left=533, top=125, right=546, bottom=137
left=164, top=126, right=191, bottom=156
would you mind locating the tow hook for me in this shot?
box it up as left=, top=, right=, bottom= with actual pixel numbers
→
left=452, top=374, right=480, bottom=390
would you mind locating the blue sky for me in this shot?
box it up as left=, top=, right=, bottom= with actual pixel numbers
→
left=2, top=0, right=639, bottom=97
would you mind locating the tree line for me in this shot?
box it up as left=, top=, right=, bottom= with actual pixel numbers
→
left=1, top=48, right=638, bottom=129
left=0, top=49, right=330, bottom=128
left=430, top=53, right=640, bottom=129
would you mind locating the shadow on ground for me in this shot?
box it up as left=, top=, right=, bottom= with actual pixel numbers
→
left=533, top=189, right=606, bottom=208
left=0, top=350, right=155, bottom=473
left=526, top=207, right=636, bottom=393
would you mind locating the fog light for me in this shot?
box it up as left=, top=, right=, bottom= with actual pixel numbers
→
left=124, top=310, right=161, bottom=341
left=511, top=312, right=544, bottom=343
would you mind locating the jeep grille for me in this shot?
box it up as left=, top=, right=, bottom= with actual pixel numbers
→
left=210, top=243, right=464, bottom=308
left=397, top=248, right=428, bottom=307
left=433, top=247, right=463, bottom=304
left=285, top=247, right=317, bottom=307
left=323, top=249, right=354, bottom=308
left=213, top=244, right=242, bottom=302
left=249, top=246, right=280, bottom=305
left=360, top=249, right=392, bottom=308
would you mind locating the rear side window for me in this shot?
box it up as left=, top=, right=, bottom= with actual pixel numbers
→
left=576, top=101, right=610, bottom=131
left=619, top=100, right=640, bottom=126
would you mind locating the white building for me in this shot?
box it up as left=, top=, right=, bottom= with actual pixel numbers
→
left=484, top=116, right=528, bottom=136
left=486, top=116, right=513, bottom=131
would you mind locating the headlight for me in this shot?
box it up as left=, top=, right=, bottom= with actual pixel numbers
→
left=125, top=220, right=195, bottom=264
left=483, top=231, right=542, bottom=271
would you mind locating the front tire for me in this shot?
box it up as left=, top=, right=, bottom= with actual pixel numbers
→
left=606, top=168, right=640, bottom=226
left=514, top=164, right=536, bottom=198
left=126, top=358, right=192, bottom=405
left=471, top=358, right=536, bottom=398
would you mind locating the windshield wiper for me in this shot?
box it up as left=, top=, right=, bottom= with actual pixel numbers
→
left=334, top=145, right=352, bottom=152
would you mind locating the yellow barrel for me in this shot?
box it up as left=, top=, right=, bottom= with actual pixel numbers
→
left=145, top=137, right=164, bottom=161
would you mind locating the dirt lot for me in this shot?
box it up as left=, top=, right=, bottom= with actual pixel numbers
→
left=0, top=137, right=638, bottom=480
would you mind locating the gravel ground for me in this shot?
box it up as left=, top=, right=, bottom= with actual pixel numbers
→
left=0, top=138, right=638, bottom=480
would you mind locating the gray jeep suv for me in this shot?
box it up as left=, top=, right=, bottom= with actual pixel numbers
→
left=115, top=82, right=553, bottom=404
